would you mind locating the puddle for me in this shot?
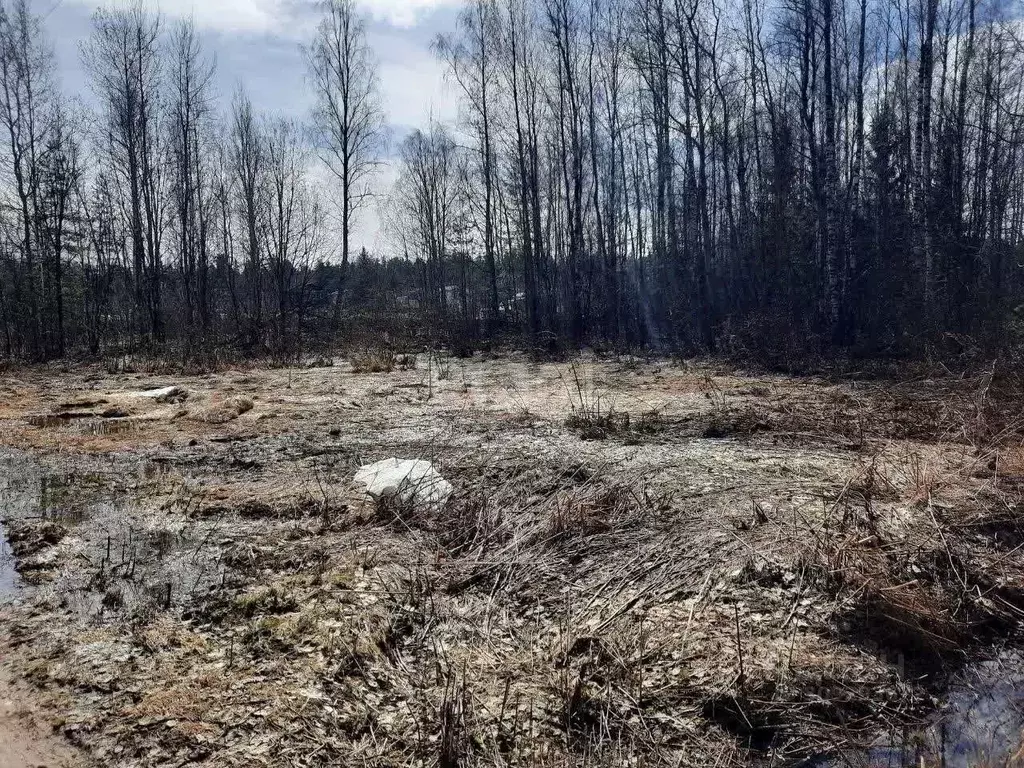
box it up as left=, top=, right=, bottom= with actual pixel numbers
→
left=812, top=650, right=1024, bottom=767
left=0, top=450, right=42, bottom=599
left=0, top=520, right=17, bottom=597
left=0, top=447, right=222, bottom=617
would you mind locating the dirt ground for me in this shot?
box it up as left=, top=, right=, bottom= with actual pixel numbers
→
left=1, top=659, right=87, bottom=768
left=0, top=352, right=1022, bottom=767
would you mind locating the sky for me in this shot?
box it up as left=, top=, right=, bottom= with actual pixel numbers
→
left=40, top=0, right=465, bottom=254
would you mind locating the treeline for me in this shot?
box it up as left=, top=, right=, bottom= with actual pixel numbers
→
left=2, top=0, right=1024, bottom=363
left=392, top=0, right=1024, bottom=358
left=0, top=0, right=379, bottom=361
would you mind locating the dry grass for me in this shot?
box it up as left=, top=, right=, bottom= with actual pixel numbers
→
left=560, top=362, right=665, bottom=440
left=1, top=356, right=1023, bottom=767
left=350, top=348, right=397, bottom=374
left=194, top=394, right=254, bottom=424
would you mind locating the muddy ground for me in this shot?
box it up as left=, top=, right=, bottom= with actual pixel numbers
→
left=0, top=353, right=1022, bottom=767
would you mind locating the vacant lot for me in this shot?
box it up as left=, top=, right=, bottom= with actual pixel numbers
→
left=1, top=353, right=1022, bottom=767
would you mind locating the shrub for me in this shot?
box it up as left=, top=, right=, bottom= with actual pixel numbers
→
left=350, top=348, right=396, bottom=373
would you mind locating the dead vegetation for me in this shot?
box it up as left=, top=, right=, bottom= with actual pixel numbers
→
left=561, top=362, right=665, bottom=440
left=349, top=347, right=398, bottom=373
left=1, top=356, right=1023, bottom=767
left=194, top=395, right=255, bottom=424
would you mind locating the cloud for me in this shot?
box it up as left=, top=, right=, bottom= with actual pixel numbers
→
left=165, top=0, right=289, bottom=33
left=372, top=35, right=456, bottom=130
left=57, top=0, right=305, bottom=35
left=356, top=0, right=463, bottom=28
left=59, top=0, right=463, bottom=34
left=58, top=0, right=457, bottom=123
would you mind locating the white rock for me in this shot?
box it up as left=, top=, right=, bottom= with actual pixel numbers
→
left=354, top=458, right=452, bottom=510
left=137, top=386, right=185, bottom=403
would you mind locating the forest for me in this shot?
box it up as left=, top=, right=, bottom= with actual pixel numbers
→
left=1, top=0, right=1023, bottom=363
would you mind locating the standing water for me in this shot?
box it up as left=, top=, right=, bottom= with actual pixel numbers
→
left=0, top=449, right=40, bottom=600
left=811, top=650, right=1024, bottom=767
left=0, top=519, right=16, bottom=598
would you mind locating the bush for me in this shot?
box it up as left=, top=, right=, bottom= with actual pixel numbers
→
left=350, top=348, right=396, bottom=373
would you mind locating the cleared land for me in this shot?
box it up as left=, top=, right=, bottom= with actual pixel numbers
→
left=0, top=354, right=1023, bottom=766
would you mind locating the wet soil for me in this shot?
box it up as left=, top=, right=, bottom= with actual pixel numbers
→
left=0, top=660, right=88, bottom=768
left=2, top=503, right=86, bottom=767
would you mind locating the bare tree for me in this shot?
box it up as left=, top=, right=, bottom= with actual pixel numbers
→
left=436, top=0, right=502, bottom=333
left=83, top=3, right=166, bottom=343
left=307, top=0, right=384, bottom=327
left=39, top=104, right=82, bottom=357
left=230, top=87, right=264, bottom=347
left=262, top=118, right=322, bottom=356
left=390, top=124, right=470, bottom=323
left=0, top=0, right=55, bottom=357
left=168, top=19, right=215, bottom=337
